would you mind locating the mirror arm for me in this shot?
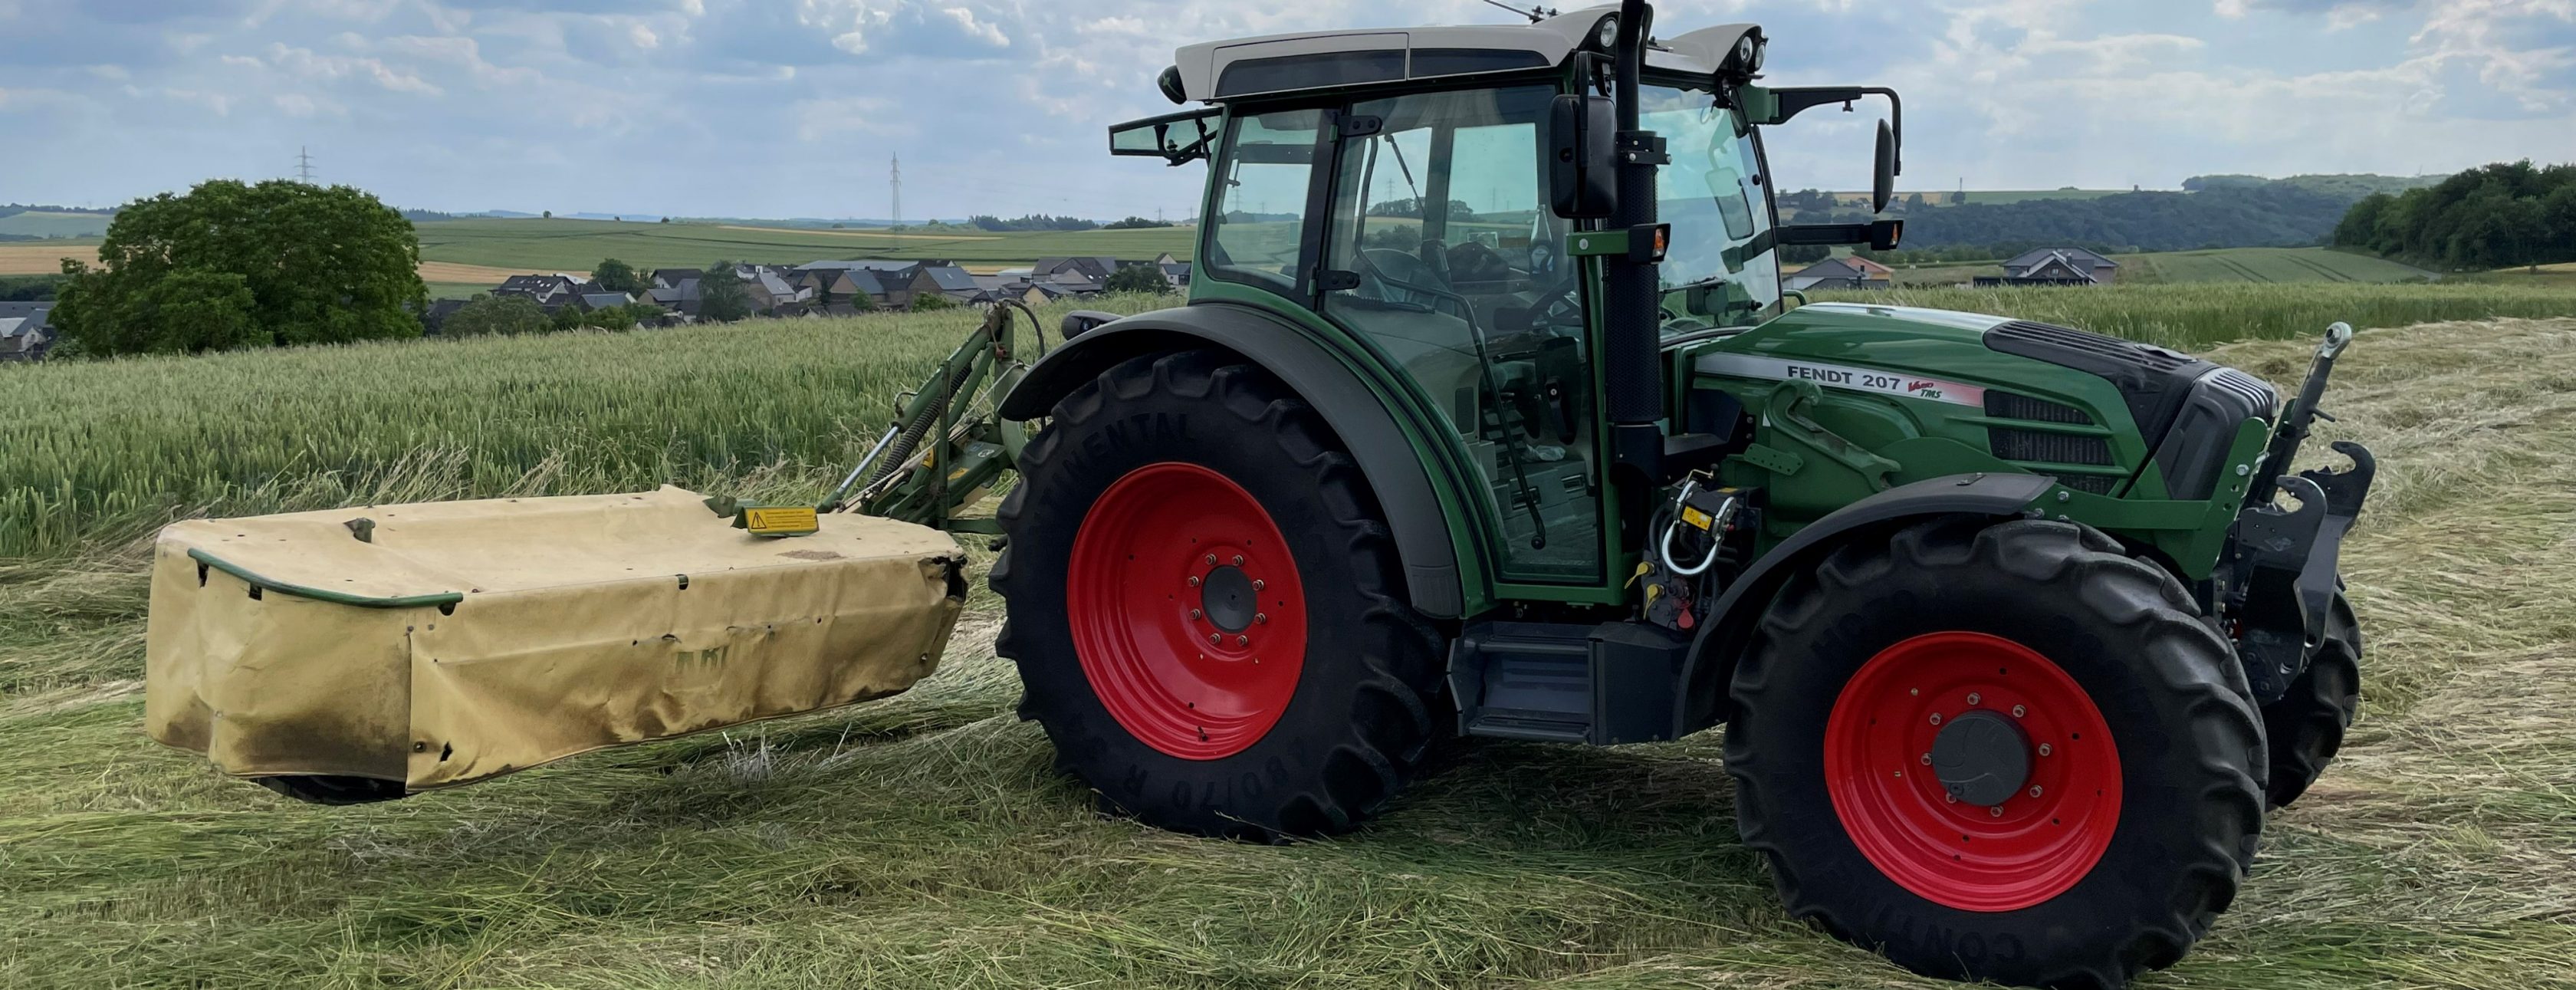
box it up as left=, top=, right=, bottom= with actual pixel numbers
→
left=1758, top=86, right=1903, bottom=176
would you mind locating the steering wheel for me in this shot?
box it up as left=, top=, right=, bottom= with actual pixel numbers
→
left=1524, top=272, right=1585, bottom=330
left=1445, top=240, right=1513, bottom=285
left=1360, top=248, right=1451, bottom=310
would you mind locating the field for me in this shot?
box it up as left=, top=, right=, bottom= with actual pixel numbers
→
left=1879, top=247, right=2436, bottom=288
left=6, top=288, right=2576, bottom=988
left=1826, top=189, right=2129, bottom=208
left=0, top=212, right=113, bottom=239
left=415, top=219, right=1198, bottom=273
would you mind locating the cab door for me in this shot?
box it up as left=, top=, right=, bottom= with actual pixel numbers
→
left=1312, top=84, right=1608, bottom=586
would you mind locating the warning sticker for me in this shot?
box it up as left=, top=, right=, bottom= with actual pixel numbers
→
left=1694, top=354, right=1986, bottom=408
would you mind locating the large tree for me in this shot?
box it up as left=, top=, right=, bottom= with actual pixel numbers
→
left=1103, top=264, right=1175, bottom=295
left=698, top=261, right=755, bottom=322
left=439, top=294, right=550, bottom=337
left=51, top=179, right=426, bottom=356
left=590, top=258, right=646, bottom=294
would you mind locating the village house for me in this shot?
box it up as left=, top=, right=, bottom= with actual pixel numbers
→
left=0, top=301, right=55, bottom=361
left=491, top=273, right=590, bottom=311
left=1986, top=248, right=2121, bottom=286
left=1783, top=255, right=1894, bottom=291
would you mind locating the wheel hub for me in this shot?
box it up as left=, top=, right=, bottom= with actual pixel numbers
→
left=1822, top=631, right=2123, bottom=913
left=1200, top=564, right=1257, bottom=633
left=1931, top=709, right=2031, bottom=807
left=1064, top=462, right=1309, bottom=761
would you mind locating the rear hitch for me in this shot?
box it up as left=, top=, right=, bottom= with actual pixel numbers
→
left=2226, top=323, right=2375, bottom=703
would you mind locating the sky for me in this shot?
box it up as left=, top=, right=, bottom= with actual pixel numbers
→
left=2, top=0, right=2572, bottom=221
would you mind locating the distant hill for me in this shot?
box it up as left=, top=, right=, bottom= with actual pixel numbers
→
left=1792, top=176, right=2427, bottom=254
left=2183, top=173, right=2443, bottom=199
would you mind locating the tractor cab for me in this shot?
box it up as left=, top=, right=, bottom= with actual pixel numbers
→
left=1109, top=7, right=1904, bottom=587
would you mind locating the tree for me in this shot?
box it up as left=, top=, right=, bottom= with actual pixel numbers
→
left=590, top=258, right=646, bottom=294
left=698, top=261, right=755, bottom=322
left=911, top=292, right=957, bottom=311
left=1103, top=215, right=1174, bottom=229
left=551, top=304, right=585, bottom=331
left=50, top=179, right=426, bottom=357
left=542, top=210, right=554, bottom=219
left=1103, top=264, right=1175, bottom=294
left=439, top=294, right=550, bottom=337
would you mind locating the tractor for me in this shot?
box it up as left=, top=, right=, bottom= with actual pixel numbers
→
left=998, top=4, right=2371, bottom=987
left=143, top=3, right=2373, bottom=988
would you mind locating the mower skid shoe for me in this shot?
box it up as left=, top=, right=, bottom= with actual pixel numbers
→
left=2233, top=441, right=2374, bottom=702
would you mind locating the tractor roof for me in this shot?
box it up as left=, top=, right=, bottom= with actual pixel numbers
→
left=1171, top=5, right=1759, bottom=104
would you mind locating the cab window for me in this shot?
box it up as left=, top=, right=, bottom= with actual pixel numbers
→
left=1204, top=110, right=1324, bottom=294
left=1318, top=84, right=1598, bottom=583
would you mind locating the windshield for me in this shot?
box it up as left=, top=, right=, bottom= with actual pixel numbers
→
left=1640, top=85, right=1779, bottom=326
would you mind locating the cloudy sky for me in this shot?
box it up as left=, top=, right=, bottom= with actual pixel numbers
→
left=3, top=0, right=2571, bottom=220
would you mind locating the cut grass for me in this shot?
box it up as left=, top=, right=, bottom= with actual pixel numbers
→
left=1815, top=281, right=2576, bottom=350
left=4, top=302, right=2576, bottom=987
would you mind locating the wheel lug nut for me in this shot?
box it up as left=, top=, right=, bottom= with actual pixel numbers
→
left=1967, top=692, right=1980, bottom=705
left=1236, top=635, right=1250, bottom=646
left=1207, top=554, right=1218, bottom=565
left=1990, top=805, right=2004, bottom=817
left=1944, top=793, right=1957, bottom=804
left=2012, top=705, right=2026, bottom=718
left=1252, top=580, right=1265, bottom=590
left=1188, top=576, right=1201, bottom=587
left=1232, top=554, right=1244, bottom=566
left=2029, top=786, right=2043, bottom=798
left=1928, top=712, right=1943, bottom=725
left=1190, top=609, right=1203, bottom=619
left=2039, top=743, right=2053, bottom=757
left=1254, top=613, right=1267, bottom=624
left=1920, top=752, right=1932, bottom=765
left=1208, top=633, right=1220, bottom=644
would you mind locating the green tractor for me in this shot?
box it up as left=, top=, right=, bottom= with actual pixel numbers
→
left=997, top=4, right=2371, bottom=987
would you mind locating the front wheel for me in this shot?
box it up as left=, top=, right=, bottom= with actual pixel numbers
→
left=992, top=351, right=1445, bottom=841
left=1726, top=518, right=2266, bottom=990
left=2259, top=590, right=2362, bottom=810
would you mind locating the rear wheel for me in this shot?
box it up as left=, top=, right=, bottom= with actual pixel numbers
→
left=993, top=351, right=1444, bottom=840
left=1726, top=518, right=2265, bottom=989
left=2259, top=590, right=2362, bottom=810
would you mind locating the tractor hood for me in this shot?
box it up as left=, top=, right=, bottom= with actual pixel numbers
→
left=1697, top=302, right=2032, bottom=411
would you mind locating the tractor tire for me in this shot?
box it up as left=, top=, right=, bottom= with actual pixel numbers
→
left=255, top=775, right=407, bottom=806
left=991, top=350, right=1445, bottom=842
left=2259, top=590, right=2362, bottom=811
left=1725, top=517, right=2266, bottom=990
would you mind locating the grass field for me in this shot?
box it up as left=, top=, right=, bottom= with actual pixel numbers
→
left=1878, top=248, right=2436, bottom=288
left=0, top=212, right=113, bottom=239
left=5, top=289, right=2576, bottom=987
left=415, top=219, right=1198, bottom=273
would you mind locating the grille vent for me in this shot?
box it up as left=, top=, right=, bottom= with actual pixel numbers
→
left=1983, top=390, right=2093, bottom=425
left=1989, top=428, right=2115, bottom=466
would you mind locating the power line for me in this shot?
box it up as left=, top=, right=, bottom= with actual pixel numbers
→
left=295, top=146, right=316, bottom=184
left=889, top=152, right=903, bottom=231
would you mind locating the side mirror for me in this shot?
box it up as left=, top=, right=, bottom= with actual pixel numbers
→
left=1868, top=217, right=1904, bottom=251
left=1872, top=120, right=1897, bottom=214
left=1549, top=94, right=1618, bottom=219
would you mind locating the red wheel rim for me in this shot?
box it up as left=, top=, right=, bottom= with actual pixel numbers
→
left=1824, top=632, right=2122, bottom=912
left=1066, top=462, right=1308, bottom=760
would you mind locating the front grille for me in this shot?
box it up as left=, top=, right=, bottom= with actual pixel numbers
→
left=1990, top=428, right=2115, bottom=466
left=2054, top=474, right=2122, bottom=495
left=1984, top=390, right=2093, bottom=424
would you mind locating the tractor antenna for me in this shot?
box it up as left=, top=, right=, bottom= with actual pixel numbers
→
left=1479, top=0, right=1556, bottom=23
left=295, top=146, right=316, bottom=184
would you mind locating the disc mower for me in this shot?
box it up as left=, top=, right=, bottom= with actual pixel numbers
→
left=145, top=4, right=2375, bottom=988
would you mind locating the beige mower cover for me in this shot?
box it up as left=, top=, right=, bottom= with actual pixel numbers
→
left=145, top=487, right=965, bottom=791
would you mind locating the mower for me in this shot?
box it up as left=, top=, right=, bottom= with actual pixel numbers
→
left=145, top=4, right=2374, bottom=988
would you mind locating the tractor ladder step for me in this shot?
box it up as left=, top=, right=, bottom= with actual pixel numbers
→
left=1450, top=620, right=1690, bottom=746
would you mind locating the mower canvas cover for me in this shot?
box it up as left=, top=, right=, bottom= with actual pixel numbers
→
left=145, top=487, right=966, bottom=792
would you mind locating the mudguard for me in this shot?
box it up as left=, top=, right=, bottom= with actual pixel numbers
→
left=1673, top=472, right=2055, bottom=734
left=999, top=302, right=1467, bottom=618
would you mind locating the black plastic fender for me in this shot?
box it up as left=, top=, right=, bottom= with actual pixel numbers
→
left=1673, top=472, right=2055, bottom=734
left=999, top=301, right=1467, bottom=618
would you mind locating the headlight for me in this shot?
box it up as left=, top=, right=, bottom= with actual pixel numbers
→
left=1595, top=15, right=1618, bottom=50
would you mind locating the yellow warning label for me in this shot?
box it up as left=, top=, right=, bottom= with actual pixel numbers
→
left=1681, top=505, right=1714, bottom=531
left=742, top=506, right=820, bottom=536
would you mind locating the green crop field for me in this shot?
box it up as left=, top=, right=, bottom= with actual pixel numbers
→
left=5, top=285, right=2576, bottom=988
left=413, top=218, right=1198, bottom=274
left=0, top=212, right=113, bottom=239
left=1872, top=248, right=2438, bottom=288
left=1828, top=189, right=2130, bottom=208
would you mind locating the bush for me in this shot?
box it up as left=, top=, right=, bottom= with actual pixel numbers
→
left=1103, top=265, right=1175, bottom=294
left=440, top=294, right=551, bottom=337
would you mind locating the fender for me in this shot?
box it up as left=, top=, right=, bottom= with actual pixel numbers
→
left=1001, top=301, right=1467, bottom=618
left=1673, top=472, right=2055, bottom=734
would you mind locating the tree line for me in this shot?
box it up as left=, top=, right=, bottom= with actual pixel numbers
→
left=1785, top=182, right=2360, bottom=254
left=2331, top=161, right=2576, bottom=271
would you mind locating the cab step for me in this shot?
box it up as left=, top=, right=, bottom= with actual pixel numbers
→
left=1449, top=620, right=1691, bottom=745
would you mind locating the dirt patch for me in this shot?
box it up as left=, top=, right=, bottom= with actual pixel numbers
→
left=416, top=261, right=540, bottom=284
